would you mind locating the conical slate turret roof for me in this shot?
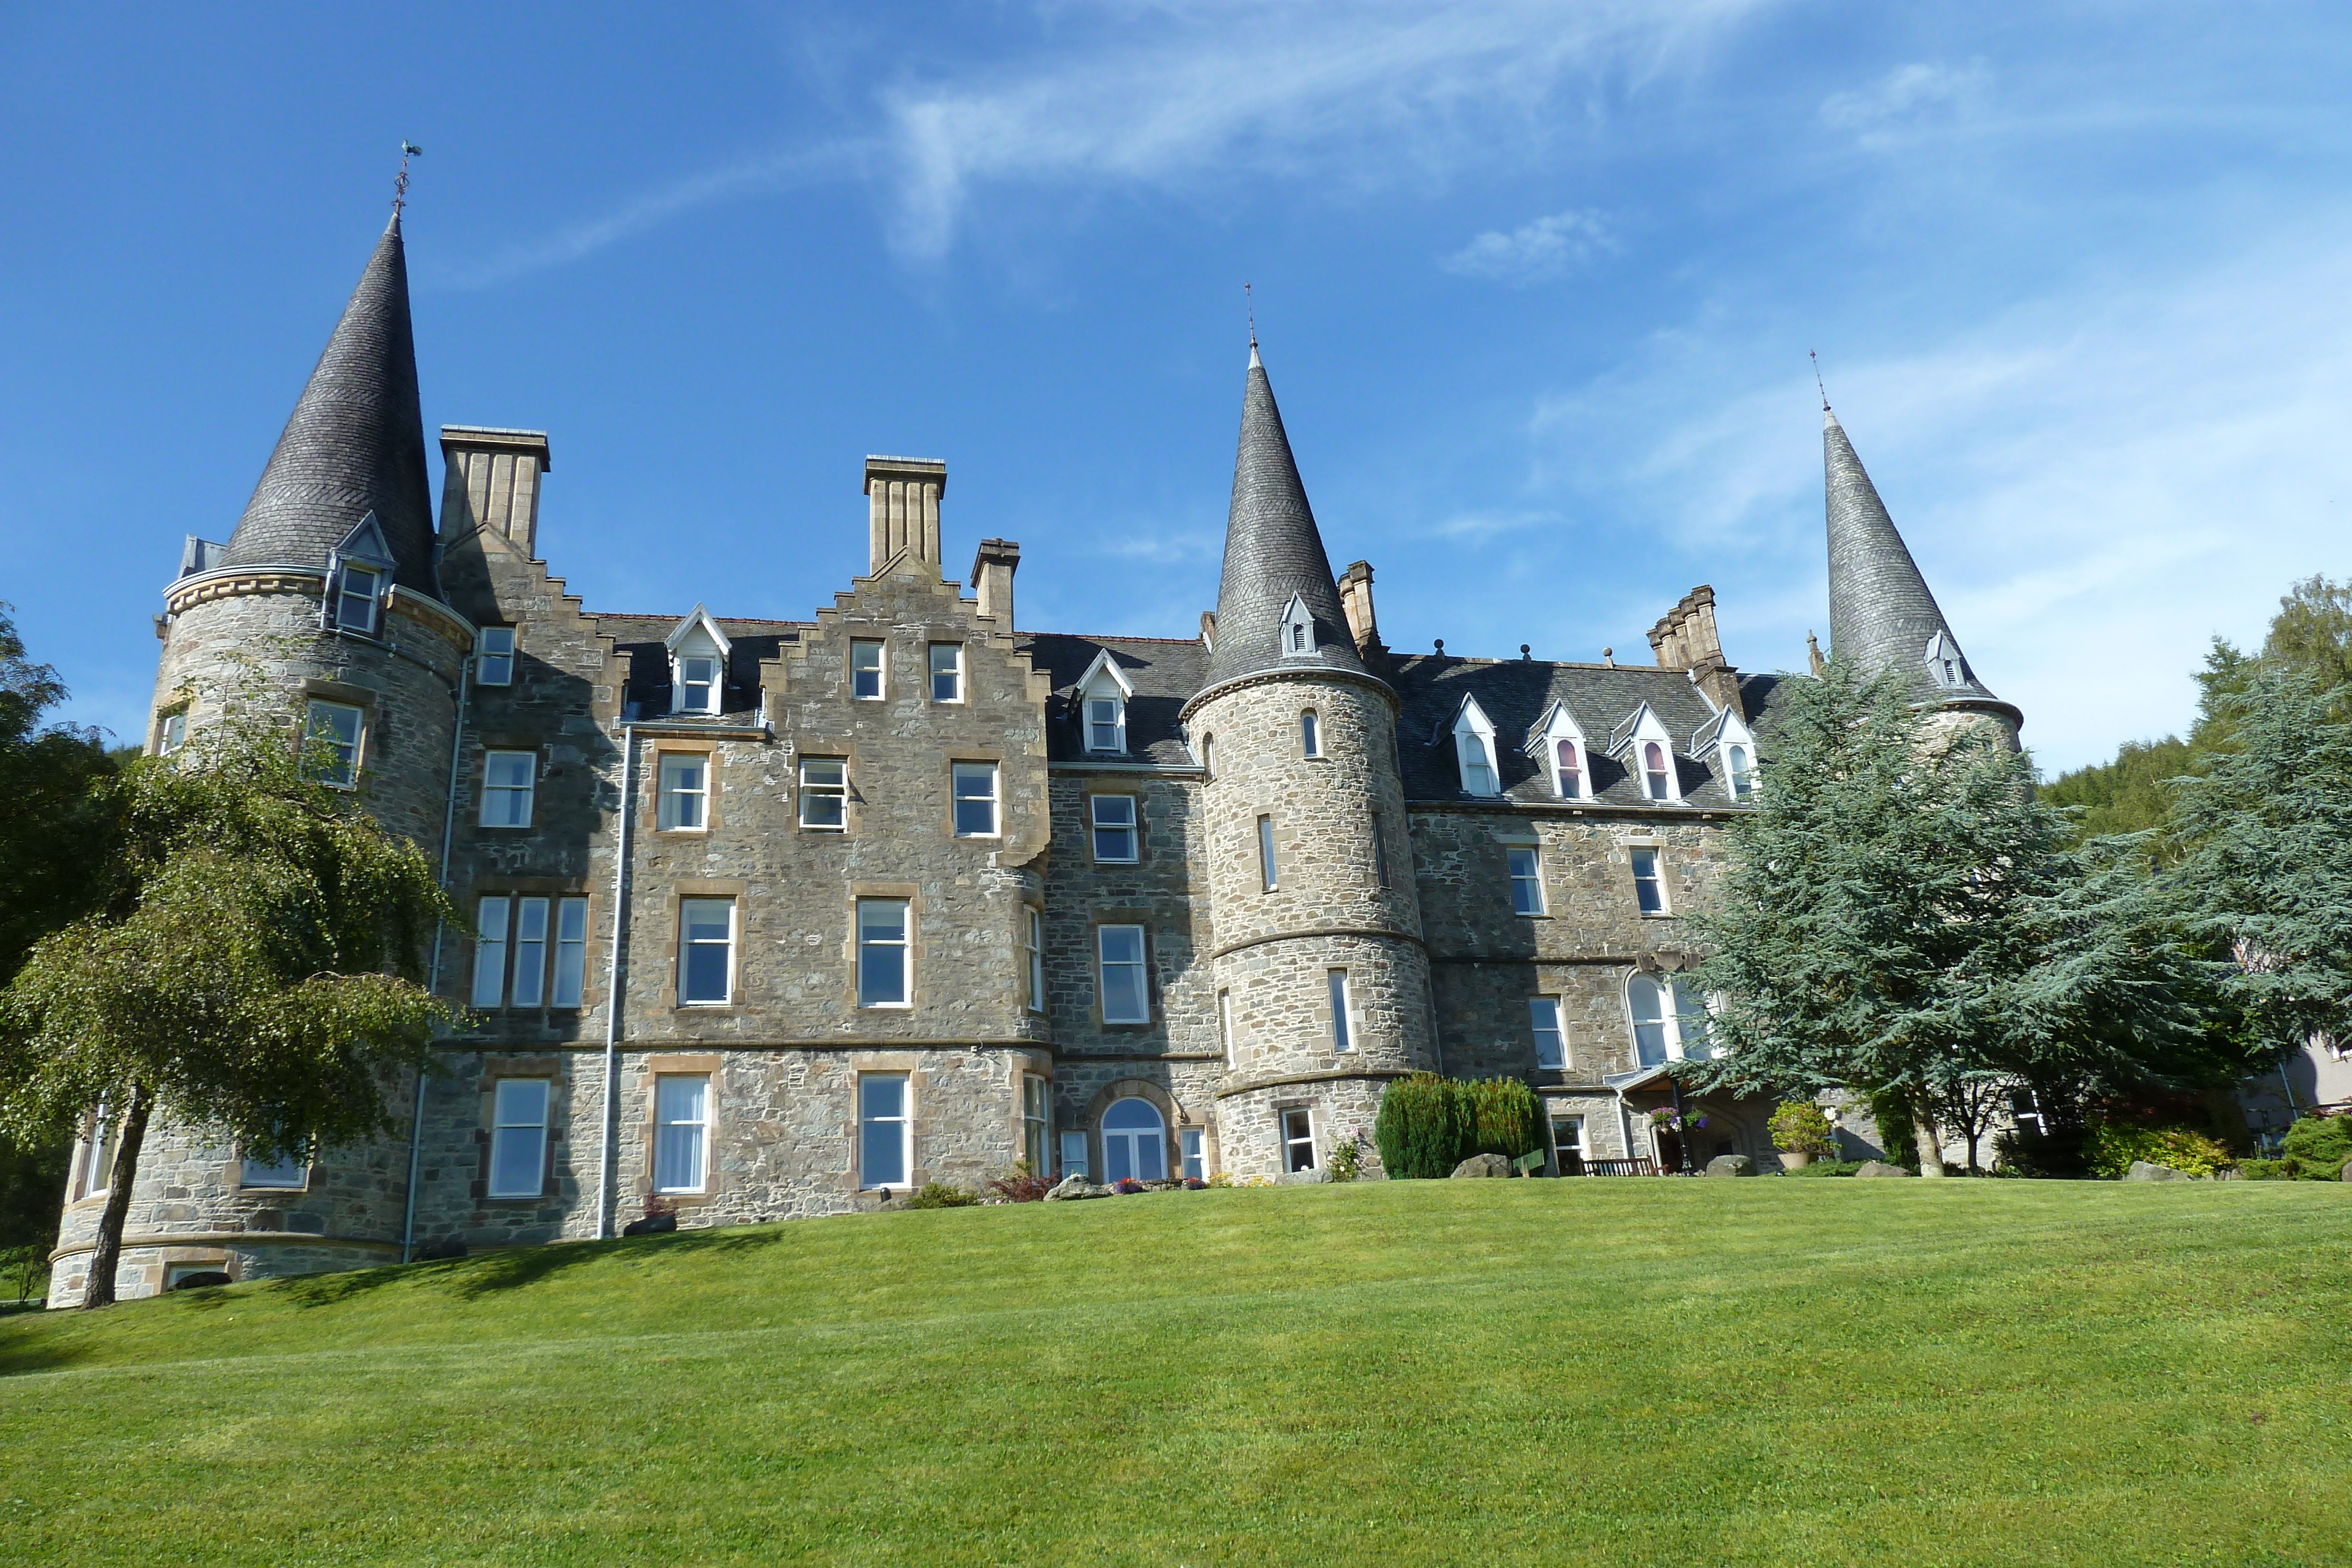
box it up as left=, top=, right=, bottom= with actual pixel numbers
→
left=1824, top=407, right=2000, bottom=710
left=1202, top=345, right=1366, bottom=688
left=219, top=214, right=439, bottom=597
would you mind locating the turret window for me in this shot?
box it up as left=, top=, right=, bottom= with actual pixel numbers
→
left=1258, top=814, right=1279, bottom=892
left=1279, top=593, right=1317, bottom=657
left=1025, top=908, right=1045, bottom=1013
left=156, top=708, right=187, bottom=756
left=302, top=700, right=363, bottom=788
left=475, top=627, right=516, bottom=687
left=1328, top=969, right=1358, bottom=1052
left=334, top=564, right=383, bottom=634
left=1282, top=1108, right=1317, bottom=1172
left=1300, top=709, right=1322, bottom=758
left=239, top=1141, right=309, bottom=1191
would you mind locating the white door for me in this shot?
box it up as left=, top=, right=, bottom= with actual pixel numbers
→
left=1101, top=1098, right=1168, bottom=1182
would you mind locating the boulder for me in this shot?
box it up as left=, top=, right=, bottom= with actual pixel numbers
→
left=1451, top=1154, right=1514, bottom=1178
left=1703, top=1155, right=1755, bottom=1178
left=1044, top=1175, right=1113, bottom=1201
left=2341, top=1158, right=2352, bottom=1183
left=2123, top=1160, right=2191, bottom=1182
left=1853, top=1160, right=1915, bottom=1178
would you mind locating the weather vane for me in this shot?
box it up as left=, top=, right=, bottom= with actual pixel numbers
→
left=1246, top=281, right=1256, bottom=347
left=1811, top=349, right=1829, bottom=412
left=393, top=141, right=423, bottom=217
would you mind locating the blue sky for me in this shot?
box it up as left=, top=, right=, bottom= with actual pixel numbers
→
left=5, top=2, right=2349, bottom=773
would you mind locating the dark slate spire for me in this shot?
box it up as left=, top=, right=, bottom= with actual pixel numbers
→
left=1824, top=407, right=2005, bottom=713
left=1203, top=343, right=1367, bottom=688
left=219, top=214, right=439, bottom=598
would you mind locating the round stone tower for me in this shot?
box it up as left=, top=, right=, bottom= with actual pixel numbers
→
left=48, top=213, right=469, bottom=1306
left=1185, top=345, right=1435, bottom=1181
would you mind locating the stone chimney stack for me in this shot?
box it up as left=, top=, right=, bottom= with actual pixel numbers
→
left=865, top=456, right=946, bottom=577
left=1337, top=560, right=1386, bottom=660
left=440, top=427, right=552, bottom=558
left=971, top=537, right=1020, bottom=630
left=1646, top=585, right=1741, bottom=710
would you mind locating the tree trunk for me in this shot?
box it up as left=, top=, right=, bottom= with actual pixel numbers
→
left=1912, top=1105, right=1948, bottom=1178
left=79, top=1082, right=152, bottom=1309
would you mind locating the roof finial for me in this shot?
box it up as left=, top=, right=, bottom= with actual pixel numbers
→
left=1246, top=281, right=1256, bottom=349
left=393, top=141, right=423, bottom=219
left=1810, top=349, right=1829, bottom=413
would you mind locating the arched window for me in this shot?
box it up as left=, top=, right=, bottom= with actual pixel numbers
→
left=1725, top=744, right=1753, bottom=799
left=1642, top=741, right=1671, bottom=800
left=1457, top=731, right=1498, bottom=795
left=1553, top=739, right=1582, bottom=800
left=1101, top=1097, right=1168, bottom=1182
left=1628, top=975, right=1670, bottom=1067
left=1201, top=733, right=1215, bottom=778
left=1301, top=709, right=1322, bottom=758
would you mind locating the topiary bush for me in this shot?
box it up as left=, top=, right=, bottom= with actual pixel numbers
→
left=1374, top=1074, right=1462, bottom=1179
left=2082, top=1121, right=2235, bottom=1179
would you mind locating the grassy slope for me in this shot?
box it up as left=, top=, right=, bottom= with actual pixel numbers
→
left=2, top=1181, right=2348, bottom=1567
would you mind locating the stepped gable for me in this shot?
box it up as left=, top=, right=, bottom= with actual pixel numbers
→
left=1202, top=344, right=1368, bottom=690
left=1389, top=651, right=1772, bottom=807
left=1823, top=407, right=2000, bottom=708
left=599, top=612, right=807, bottom=722
left=1022, top=633, right=1209, bottom=766
left=219, top=215, right=440, bottom=597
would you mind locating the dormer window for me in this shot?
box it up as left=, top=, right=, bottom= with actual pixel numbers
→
left=1725, top=744, right=1755, bottom=799
left=662, top=604, right=733, bottom=717
left=1076, top=648, right=1135, bottom=755
left=1279, top=593, right=1317, bottom=657
left=1527, top=703, right=1590, bottom=801
left=335, top=563, right=383, bottom=634
left=1925, top=631, right=1968, bottom=690
left=1610, top=702, right=1682, bottom=804
left=1451, top=697, right=1501, bottom=797
left=1642, top=741, right=1672, bottom=801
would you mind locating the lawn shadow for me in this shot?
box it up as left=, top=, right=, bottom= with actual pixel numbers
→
left=442, top=1221, right=794, bottom=1301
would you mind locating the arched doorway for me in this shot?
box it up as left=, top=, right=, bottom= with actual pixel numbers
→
left=1102, top=1097, right=1168, bottom=1182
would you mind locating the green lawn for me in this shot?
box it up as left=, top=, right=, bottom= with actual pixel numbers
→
left=3, top=1180, right=2348, bottom=1567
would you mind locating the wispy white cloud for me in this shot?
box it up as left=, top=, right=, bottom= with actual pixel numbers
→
left=1819, top=60, right=1990, bottom=148
left=1523, top=221, right=2352, bottom=770
left=1434, top=506, right=1562, bottom=540
left=1441, top=209, right=1612, bottom=284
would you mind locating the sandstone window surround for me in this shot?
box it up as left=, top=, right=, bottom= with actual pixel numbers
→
left=951, top=761, right=1000, bottom=838
left=1200, top=731, right=1215, bottom=778
left=1299, top=708, right=1323, bottom=760
left=856, top=896, right=914, bottom=1009
left=678, top=898, right=736, bottom=1007
left=1090, top=793, right=1139, bottom=862
left=474, top=625, right=517, bottom=687
left=1626, top=973, right=1711, bottom=1068
left=1097, top=923, right=1151, bottom=1025
left=798, top=754, right=848, bottom=832
left=332, top=560, right=385, bottom=636
left=1629, top=843, right=1670, bottom=916
left=302, top=697, right=366, bottom=790
left=155, top=704, right=188, bottom=757
left=1258, top=814, right=1279, bottom=892
left=1508, top=846, right=1547, bottom=916
left=486, top=1079, right=551, bottom=1200
left=481, top=749, right=537, bottom=828
left=1328, top=969, right=1360, bottom=1053
left=1530, top=997, right=1567, bottom=1069
left=858, top=1073, right=912, bottom=1189
left=1281, top=1106, right=1318, bottom=1173
left=1371, top=811, right=1391, bottom=888
left=1023, top=1075, right=1051, bottom=1173
left=1025, top=905, right=1045, bottom=1013
left=851, top=638, right=886, bottom=700
left=928, top=641, right=964, bottom=703
left=1217, top=988, right=1235, bottom=1068
left=238, top=1136, right=309, bottom=1191
left=657, top=753, right=709, bottom=832
left=472, top=891, right=590, bottom=1010
left=653, top=1073, right=711, bottom=1194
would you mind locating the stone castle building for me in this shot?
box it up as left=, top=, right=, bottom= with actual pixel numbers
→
left=48, top=211, right=2019, bottom=1303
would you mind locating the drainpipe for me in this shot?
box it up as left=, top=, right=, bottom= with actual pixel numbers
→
left=403, top=658, right=470, bottom=1263
left=596, top=725, right=637, bottom=1241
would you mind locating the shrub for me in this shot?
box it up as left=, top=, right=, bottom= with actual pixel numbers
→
left=1782, top=1159, right=1866, bottom=1178
left=1461, top=1077, right=1545, bottom=1162
left=1327, top=1130, right=1365, bottom=1182
left=1375, top=1074, right=1463, bottom=1179
left=1768, top=1100, right=1836, bottom=1156
left=988, top=1170, right=1056, bottom=1202
left=1114, top=1178, right=1144, bottom=1195
left=2240, top=1158, right=2294, bottom=1181
left=905, top=1182, right=979, bottom=1209
left=2082, top=1121, right=2235, bottom=1179
left=2277, top=1114, right=2352, bottom=1181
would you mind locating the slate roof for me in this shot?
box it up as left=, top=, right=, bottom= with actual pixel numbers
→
left=1022, top=633, right=1209, bottom=766
left=1823, top=408, right=2000, bottom=710
left=602, top=614, right=807, bottom=723
left=1202, top=346, right=1366, bottom=689
left=1388, top=653, right=1785, bottom=807
left=219, top=215, right=440, bottom=598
